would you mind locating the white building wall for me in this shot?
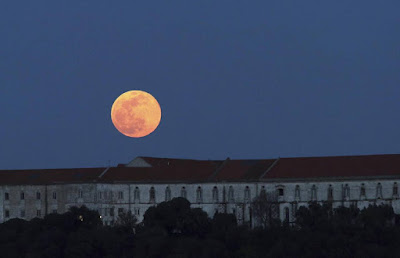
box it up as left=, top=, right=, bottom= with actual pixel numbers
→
left=0, top=178, right=399, bottom=225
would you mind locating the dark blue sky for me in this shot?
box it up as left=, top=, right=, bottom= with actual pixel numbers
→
left=1, top=1, right=399, bottom=169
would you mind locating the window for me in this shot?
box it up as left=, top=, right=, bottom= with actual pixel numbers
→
left=110, top=208, right=114, bottom=216
left=377, top=183, right=383, bottom=199
left=165, top=186, right=171, bottom=201
left=149, top=187, right=156, bottom=203
left=118, top=191, right=124, bottom=199
left=99, top=192, right=102, bottom=199
left=360, top=183, right=366, bottom=197
left=5, top=210, right=9, bottom=218
left=311, top=185, right=317, bottom=201
left=118, top=208, right=124, bottom=214
left=196, top=186, right=203, bottom=203
left=278, top=188, right=284, bottom=196
left=135, top=208, right=140, bottom=216
left=20, top=192, right=25, bottom=200
left=343, top=184, right=350, bottom=200
left=327, top=185, right=333, bottom=200
left=105, top=208, right=109, bottom=216
left=244, top=186, right=251, bottom=201
left=104, top=191, right=108, bottom=200
left=5, top=192, right=9, bottom=201
left=78, top=190, right=83, bottom=198
left=212, top=186, right=219, bottom=203
left=53, top=192, right=57, bottom=200
left=260, top=186, right=266, bottom=197
left=181, top=187, right=187, bottom=199
left=20, top=210, right=25, bottom=217
left=37, top=210, right=41, bottom=217
left=134, top=187, right=140, bottom=203
left=36, top=192, right=41, bottom=200
left=284, top=207, right=290, bottom=222
left=228, top=186, right=234, bottom=202
left=295, top=185, right=300, bottom=200
left=393, top=183, right=398, bottom=196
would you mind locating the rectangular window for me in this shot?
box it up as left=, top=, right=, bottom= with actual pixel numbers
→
left=5, top=210, right=9, bottom=218
left=37, top=210, right=41, bottom=217
left=118, top=191, right=124, bottom=199
left=135, top=208, right=140, bottom=216
left=21, top=192, right=25, bottom=200
left=4, top=192, right=9, bottom=200
left=53, top=192, right=57, bottom=200
left=78, top=190, right=83, bottom=198
left=99, top=192, right=102, bottom=199
left=104, top=191, right=108, bottom=199
left=36, top=192, right=41, bottom=200
left=110, top=208, right=114, bottom=216
left=105, top=208, right=109, bottom=216
left=278, top=189, right=284, bottom=196
left=20, top=210, right=25, bottom=217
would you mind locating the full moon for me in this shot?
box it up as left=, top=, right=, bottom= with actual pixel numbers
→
left=111, top=90, right=161, bottom=138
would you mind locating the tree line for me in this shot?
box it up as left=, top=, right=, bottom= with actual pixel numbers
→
left=1, top=196, right=400, bottom=257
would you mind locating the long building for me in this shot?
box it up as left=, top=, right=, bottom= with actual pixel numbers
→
left=1, top=154, right=400, bottom=226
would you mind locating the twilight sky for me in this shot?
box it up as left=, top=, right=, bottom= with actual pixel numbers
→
left=1, top=1, right=399, bottom=169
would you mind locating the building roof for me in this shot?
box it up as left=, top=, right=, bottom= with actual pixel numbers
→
left=262, top=154, right=400, bottom=180
left=1, top=154, right=400, bottom=185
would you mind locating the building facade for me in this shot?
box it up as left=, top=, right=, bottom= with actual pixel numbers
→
left=1, top=154, right=400, bottom=226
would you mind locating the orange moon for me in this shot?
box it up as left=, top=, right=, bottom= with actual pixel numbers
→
left=111, top=90, right=161, bottom=138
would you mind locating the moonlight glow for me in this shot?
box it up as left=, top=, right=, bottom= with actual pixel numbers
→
left=111, top=90, right=161, bottom=138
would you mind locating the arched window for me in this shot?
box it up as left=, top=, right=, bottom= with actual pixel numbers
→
left=295, top=185, right=300, bottom=201
left=327, top=185, right=333, bottom=200
left=181, top=187, right=187, bottom=199
left=244, top=186, right=251, bottom=202
left=165, top=186, right=171, bottom=201
left=212, top=186, right=219, bottom=203
left=134, top=187, right=140, bottom=203
left=284, top=207, right=290, bottom=222
left=196, top=186, right=202, bottom=203
left=311, top=185, right=317, bottom=201
left=393, top=182, right=398, bottom=197
left=260, top=186, right=266, bottom=197
left=360, top=183, right=366, bottom=198
left=343, top=184, right=350, bottom=200
left=149, top=187, right=156, bottom=203
left=376, top=183, right=383, bottom=199
left=228, top=186, right=234, bottom=202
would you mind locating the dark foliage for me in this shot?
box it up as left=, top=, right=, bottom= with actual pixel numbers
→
left=2, top=200, right=400, bottom=257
